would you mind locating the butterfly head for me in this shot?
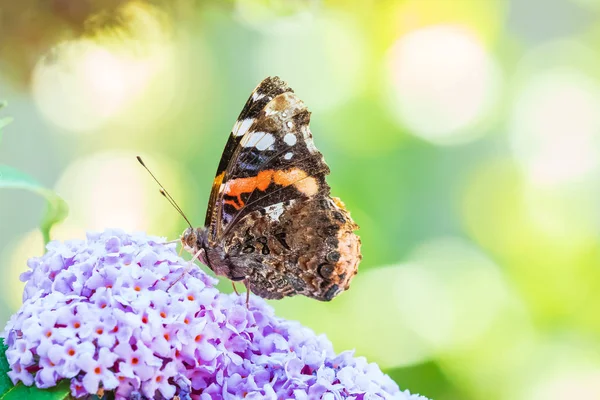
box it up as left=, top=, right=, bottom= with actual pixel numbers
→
left=180, top=226, right=209, bottom=257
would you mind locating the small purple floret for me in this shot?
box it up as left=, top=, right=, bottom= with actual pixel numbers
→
left=2, top=229, right=428, bottom=399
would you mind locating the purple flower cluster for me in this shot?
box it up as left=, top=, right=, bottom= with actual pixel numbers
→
left=2, top=229, right=427, bottom=400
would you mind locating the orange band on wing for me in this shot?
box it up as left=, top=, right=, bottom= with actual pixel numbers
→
left=223, top=168, right=319, bottom=209
left=274, top=168, right=319, bottom=196
left=273, top=168, right=307, bottom=186
left=225, top=170, right=274, bottom=198
left=294, top=176, right=318, bottom=196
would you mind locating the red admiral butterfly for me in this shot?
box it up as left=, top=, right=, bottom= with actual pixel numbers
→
left=144, top=77, right=361, bottom=301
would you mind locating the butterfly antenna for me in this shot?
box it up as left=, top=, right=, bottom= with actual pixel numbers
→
left=136, top=156, right=193, bottom=229
left=159, top=189, right=193, bottom=229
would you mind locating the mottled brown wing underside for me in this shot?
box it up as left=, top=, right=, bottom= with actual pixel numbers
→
left=226, top=196, right=361, bottom=301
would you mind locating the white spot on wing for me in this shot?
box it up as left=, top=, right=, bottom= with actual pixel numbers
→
left=284, top=152, right=293, bottom=160
left=283, top=133, right=297, bottom=146
left=232, top=118, right=254, bottom=137
left=264, top=202, right=286, bottom=221
left=242, top=131, right=275, bottom=150
left=286, top=121, right=293, bottom=128
left=252, top=92, right=265, bottom=101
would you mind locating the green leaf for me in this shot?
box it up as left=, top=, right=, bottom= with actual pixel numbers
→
left=0, top=339, right=71, bottom=400
left=1, top=380, right=71, bottom=400
left=0, top=339, right=12, bottom=396
left=0, top=165, right=69, bottom=247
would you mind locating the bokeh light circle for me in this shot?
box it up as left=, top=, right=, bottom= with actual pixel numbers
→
left=529, top=371, right=600, bottom=400
left=31, top=2, right=174, bottom=134
left=395, top=237, right=517, bottom=350
left=385, top=24, right=501, bottom=145
left=510, top=68, right=600, bottom=186
left=520, top=339, right=600, bottom=400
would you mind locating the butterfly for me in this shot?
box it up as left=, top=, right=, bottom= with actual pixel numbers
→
left=180, top=76, right=361, bottom=301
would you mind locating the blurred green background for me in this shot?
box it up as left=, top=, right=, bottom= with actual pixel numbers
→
left=2, top=0, right=600, bottom=399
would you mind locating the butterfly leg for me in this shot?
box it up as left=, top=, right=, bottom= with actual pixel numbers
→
left=168, top=248, right=203, bottom=291
left=244, top=279, right=251, bottom=308
left=232, top=281, right=240, bottom=295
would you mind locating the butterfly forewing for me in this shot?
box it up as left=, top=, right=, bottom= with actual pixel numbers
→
left=205, top=78, right=331, bottom=241
left=204, top=77, right=294, bottom=237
